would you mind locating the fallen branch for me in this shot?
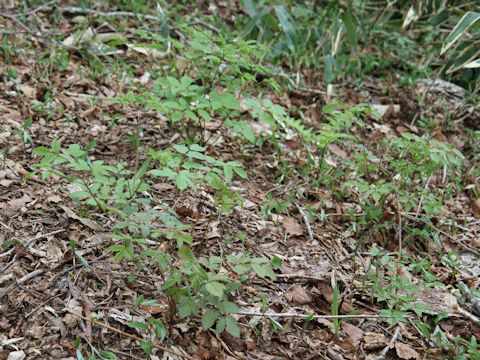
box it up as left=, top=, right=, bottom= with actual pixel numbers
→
left=235, top=311, right=384, bottom=320
left=276, top=273, right=326, bottom=283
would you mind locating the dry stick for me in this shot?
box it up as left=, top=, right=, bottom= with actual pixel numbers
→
left=456, top=307, right=480, bottom=326
left=397, top=199, right=402, bottom=261
left=0, top=12, right=39, bottom=35
left=0, top=269, right=44, bottom=299
left=276, top=273, right=326, bottom=282
left=401, top=213, right=480, bottom=256
left=379, top=326, right=401, bottom=359
left=295, top=202, right=314, bottom=242
left=0, top=228, right=66, bottom=260
left=235, top=311, right=387, bottom=320
left=14, top=0, right=59, bottom=17
left=67, top=310, right=194, bottom=360
left=57, top=6, right=163, bottom=21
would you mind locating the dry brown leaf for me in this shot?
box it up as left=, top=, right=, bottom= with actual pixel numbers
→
left=3, top=193, right=33, bottom=211
left=328, top=143, right=347, bottom=159
left=416, top=288, right=458, bottom=314
left=0, top=179, right=14, bottom=187
left=47, top=195, right=63, bottom=203
left=341, top=322, right=364, bottom=346
left=471, top=198, right=480, bottom=219
left=283, top=217, right=303, bottom=236
left=60, top=205, right=105, bottom=231
left=363, top=332, right=387, bottom=350
left=19, top=84, right=36, bottom=99
left=284, top=284, right=311, bottom=305
left=395, top=342, right=420, bottom=360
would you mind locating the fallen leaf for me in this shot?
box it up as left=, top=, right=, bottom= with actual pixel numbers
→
left=153, top=183, right=175, bottom=192
left=363, top=332, right=387, bottom=350
left=328, top=143, right=347, bottom=159
left=471, top=198, right=480, bottom=219
left=19, top=84, right=36, bottom=98
left=7, top=351, right=26, bottom=360
left=283, top=217, right=303, bottom=236
left=47, top=195, right=63, bottom=203
left=284, top=284, right=311, bottom=305
left=4, top=193, right=32, bottom=211
left=60, top=205, right=104, bottom=231
left=26, top=323, right=46, bottom=339
left=0, top=179, right=14, bottom=187
left=416, top=288, right=458, bottom=314
left=341, top=322, right=364, bottom=346
left=395, top=342, right=420, bottom=360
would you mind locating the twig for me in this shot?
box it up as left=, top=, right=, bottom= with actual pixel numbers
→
left=397, top=198, right=402, bottom=261
left=0, top=12, right=39, bottom=35
left=66, top=310, right=194, bottom=360
left=276, top=273, right=326, bottom=283
left=14, top=0, right=59, bottom=17
left=378, top=326, right=401, bottom=359
left=188, top=18, right=220, bottom=33
left=0, top=229, right=65, bottom=259
left=57, top=6, right=162, bottom=22
left=295, top=202, right=314, bottom=242
left=235, top=311, right=384, bottom=320
left=0, top=269, right=44, bottom=299
left=456, top=306, right=480, bottom=325
left=401, top=213, right=480, bottom=256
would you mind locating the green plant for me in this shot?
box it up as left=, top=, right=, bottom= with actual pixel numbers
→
left=34, top=139, right=274, bottom=344
left=441, top=11, right=480, bottom=75
left=345, top=132, right=464, bottom=244
left=115, top=28, right=274, bottom=144
left=366, top=246, right=434, bottom=325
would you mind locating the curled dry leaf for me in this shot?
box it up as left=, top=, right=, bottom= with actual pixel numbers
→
left=60, top=205, right=105, bottom=232
left=363, top=332, right=388, bottom=350
left=282, top=217, right=304, bottom=236
left=416, top=289, right=458, bottom=314
left=395, top=342, right=420, bottom=360
left=284, top=284, right=311, bottom=305
left=19, top=84, right=36, bottom=99
left=471, top=198, right=480, bottom=219
left=341, top=322, right=364, bottom=346
left=327, top=143, right=348, bottom=159
left=2, top=193, right=33, bottom=211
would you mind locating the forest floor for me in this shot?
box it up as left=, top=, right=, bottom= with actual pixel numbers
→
left=1, top=2, right=479, bottom=360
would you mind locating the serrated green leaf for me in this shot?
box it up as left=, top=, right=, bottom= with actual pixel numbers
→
left=173, top=144, right=189, bottom=154
left=225, top=316, right=240, bottom=337
left=215, top=317, right=226, bottom=333
left=202, top=309, right=218, bottom=329
left=128, top=321, right=149, bottom=331
left=148, top=168, right=177, bottom=178
left=223, top=165, right=233, bottom=183
left=189, top=144, right=206, bottom=152
left=140, top=341, right=153, bottom=354
left=176, top=170, right=193, bottom=191
left=98, top=351, right=117, bottom=360
left=219, top=301, right=240, bottom=314
left=205, top=281, right=226, bottom=298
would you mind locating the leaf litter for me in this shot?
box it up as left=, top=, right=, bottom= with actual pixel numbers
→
left=0, top=2, right=479, bottom=360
